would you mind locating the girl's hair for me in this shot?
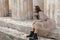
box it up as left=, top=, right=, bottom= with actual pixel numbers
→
left=35, top=6, right=42, bottom=13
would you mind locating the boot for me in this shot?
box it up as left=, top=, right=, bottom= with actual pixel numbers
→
left=33, top=33, right=38, bottom=39
left=26, top=31, right=34, bottom=37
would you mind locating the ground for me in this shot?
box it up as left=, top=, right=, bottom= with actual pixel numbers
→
left=0, top=17, right=59, bottom=40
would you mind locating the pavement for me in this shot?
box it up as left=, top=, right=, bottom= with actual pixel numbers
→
left=0, top=17, right=59, bottom=40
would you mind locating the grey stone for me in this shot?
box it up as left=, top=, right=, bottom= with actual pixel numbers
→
left=0, top=19, right=59, bottom=40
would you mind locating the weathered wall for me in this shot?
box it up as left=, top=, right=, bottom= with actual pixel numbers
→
left=9, top=0, right=33, bottom=20
left=0, top=0, right=9, bottom=17
left=44, top=0, right=55, bottom=19
left=9, top=0, right=44, bottom=20
left=44, top=0, right=60, bottom=27
left=55, top=0, right=60, bottom=27
left=9, top=0, right=20, bottom=19
left=0, top=0, right=44, bottom=20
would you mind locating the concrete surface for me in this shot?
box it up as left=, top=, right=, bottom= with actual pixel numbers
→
left=0, top=18, right=59, bottom=40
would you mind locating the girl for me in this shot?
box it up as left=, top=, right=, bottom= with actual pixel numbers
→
left=26, top=6, right=55, bottom=40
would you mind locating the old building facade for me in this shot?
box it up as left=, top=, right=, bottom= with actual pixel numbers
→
left=0, top=0, right=44, bottom=20
left=44, top=0, right=60, bottom=26
left=0, top=0, right=60, bottom=26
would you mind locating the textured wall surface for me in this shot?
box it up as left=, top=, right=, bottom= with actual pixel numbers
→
left=0, top=0, right=9, bottom=17
left=1, top=0, right=60, bottom=26
left=44, top=0, right=60, bottom=27
left=9, top=0, right=33, bottom=20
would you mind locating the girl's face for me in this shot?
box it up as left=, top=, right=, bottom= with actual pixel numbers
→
left=33, top=7, right=36, bottom=13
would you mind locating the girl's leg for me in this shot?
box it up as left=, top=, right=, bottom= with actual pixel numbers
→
left=32, top=24, right=35, bottom=32
left=26, top=24, right=35, bottom=37
left=34, top=22, right=39, bottom=33
left=32, top=23, right=39, bottom=39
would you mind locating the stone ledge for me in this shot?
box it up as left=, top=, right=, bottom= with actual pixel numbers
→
left=0, top=27, right=54, bottom=40
left=0, top=18, right=60, bottom=40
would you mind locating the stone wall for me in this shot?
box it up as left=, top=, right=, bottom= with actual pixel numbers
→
left=0, top=0, right=44, bottom=20
left=44, top=0, right=60, bottom=27
left=1, top=0, right=60, bottom=24
left=9, top=0, right=33, bottom=20
left=0, top=0, right=9, bottom=17
left=56, top=0, right=60, bottom=26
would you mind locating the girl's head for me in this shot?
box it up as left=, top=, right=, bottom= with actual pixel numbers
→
left=34, top=6, right=42, bottom=13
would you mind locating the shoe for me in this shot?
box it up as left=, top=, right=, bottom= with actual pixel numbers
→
left=26, top=31, right=34, bottom=37
left=33, top=33, right=38, bottom=39
left=29, top=37, right=38, bottom=40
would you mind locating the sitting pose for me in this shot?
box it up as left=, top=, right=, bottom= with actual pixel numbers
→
left=26, top=6, right=55, bottom=40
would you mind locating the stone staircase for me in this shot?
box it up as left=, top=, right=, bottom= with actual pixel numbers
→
left=0, top=27, right=54, bottom=40
left=0, top=18, right=60, bottom=40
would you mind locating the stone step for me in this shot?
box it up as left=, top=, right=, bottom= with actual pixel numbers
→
left=0, top=27, right=54, bottom=40
left=0, top=27, right=28, bottom=40
left=0, top=18, right=60, bottom=40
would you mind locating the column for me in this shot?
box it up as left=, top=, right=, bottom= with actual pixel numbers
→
left=9, top=0, right=19, bottom=19
left=0, top=0, right=9, bottom=17
left=55, top=0, right=60, bottom=26
left=27, top=0, right=33, bottom=20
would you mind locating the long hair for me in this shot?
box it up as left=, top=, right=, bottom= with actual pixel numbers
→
left=35, top=6, right=42, bottom=13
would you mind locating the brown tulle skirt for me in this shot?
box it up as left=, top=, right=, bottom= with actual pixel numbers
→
left=33, top=19, right=56, bottom=36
